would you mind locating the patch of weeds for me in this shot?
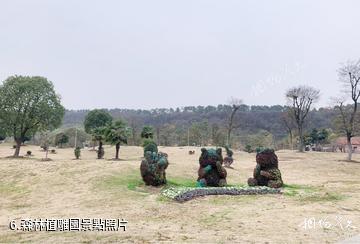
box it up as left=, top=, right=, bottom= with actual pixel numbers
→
left=126, top=177, right=145, bottom=191
left=166, top=177, right=196, bottom=187
left=299, top=192, right=346, bottom=202
left=283, top=184, right=318, bottom=197
left=0, top=182, right=28, bottom=195
left=284, top=189, right=298, bottom=197
left=284, top=183, right=318, bottom=191
left=283, top=184, right=346, bottom=203
left=95, top=171, right=147, bottom=194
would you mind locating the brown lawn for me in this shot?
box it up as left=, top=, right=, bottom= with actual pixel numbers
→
left=0, top=144, right=359, bottom=243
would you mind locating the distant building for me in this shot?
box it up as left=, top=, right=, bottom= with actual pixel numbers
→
left=335, top=137, right=360, bottom=153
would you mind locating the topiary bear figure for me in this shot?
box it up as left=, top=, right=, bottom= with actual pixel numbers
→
left=140, top=142, right=169, bottom=186
left=247, top=148, right=283, bottom=188
left=197, top=148, right=227, bottom=187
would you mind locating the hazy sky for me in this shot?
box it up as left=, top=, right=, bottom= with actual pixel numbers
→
left=1, top=0, right=360, bottom=110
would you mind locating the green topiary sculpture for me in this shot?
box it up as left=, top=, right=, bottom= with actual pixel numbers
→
left=140, top=142, right=169, bottom=186
left=248, top=148, right=283, bottom=188
left=74, top=147, right=81, bottom=159
left=197, top=148, right=227, bottom=187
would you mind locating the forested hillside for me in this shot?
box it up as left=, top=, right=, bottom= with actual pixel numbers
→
left=62, top=104, right=337, bottom=148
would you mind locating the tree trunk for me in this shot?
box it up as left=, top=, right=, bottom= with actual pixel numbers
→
left=14, top=139, right=22, bottom=157
left=347, top=136, right=353, bottom=161
left=98, top=141, right=103, bottom=159
left=227, top=128, right=232, bottom=147
left=227, top=106, right=240, bottom=147
left=298, top=127, right=304, bottom=152
left=289, top=130, right=293, bottom=150
left=115, top=143, right=120, bottom=159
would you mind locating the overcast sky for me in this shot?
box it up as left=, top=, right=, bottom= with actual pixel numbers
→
left=1, top=0, right=360, bottom=110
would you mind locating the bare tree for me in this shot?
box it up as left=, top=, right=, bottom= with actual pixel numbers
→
left=281, top=109, right=296, bottom=150
left=333, top=60, right=360, bottom=161
left=286, top=86, right=320, bottom=152
left=226, top=97, right=243, bottom=147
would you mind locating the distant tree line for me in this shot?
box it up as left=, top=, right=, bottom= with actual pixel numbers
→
left=1, top=59, right=359, bottom=162
left=61, top=104, right=338, bottom=149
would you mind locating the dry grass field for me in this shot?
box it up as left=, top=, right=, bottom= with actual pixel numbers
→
left=0, top=144, right=360, bottom=243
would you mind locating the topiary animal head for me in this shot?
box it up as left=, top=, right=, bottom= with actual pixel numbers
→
left=256, top=148, right=278, bottom=168
left=199, top=148, right=223, bottom=167
left=143, top=140, right=158, bottom=157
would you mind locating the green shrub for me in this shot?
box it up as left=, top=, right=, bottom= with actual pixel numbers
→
left=74, top=147, right=81, bottom=159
